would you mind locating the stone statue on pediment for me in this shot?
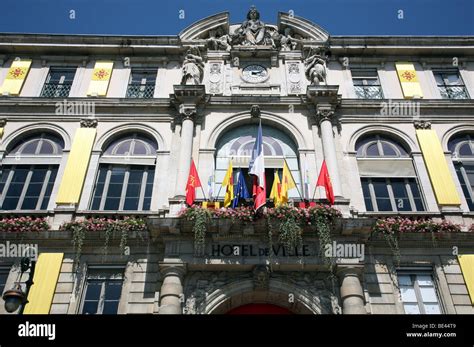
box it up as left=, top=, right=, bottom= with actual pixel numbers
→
left=304, top=49, right=327, bottom=85
left=207, top=27, right=231, bottom=51
left=181, top=47, right=204, bottom=85
left=232, top=6, right=267, bottom=46
left=280, top=28, right=304, bottom=51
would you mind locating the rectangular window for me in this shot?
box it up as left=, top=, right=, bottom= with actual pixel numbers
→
left=455, top=163, right=474, bottom=211
left=81, top=268, right=124, bottom=315
left=433, top=70, right=469, bottom=99
left=0, top=165, right=58, bottom=211
left=91, top=164, right=154, bottom=211
left=361, top=177, right=424, bottom=212
left=126, top=69, right=157, bottom=99
left=352, top=69, right=384, bottom=99
left=235, top=168, right=281, bottom=201
left=398, top=272, right=442, bottom=314
left=0, top=267, right=9, bottom=297
left=40, top=67, right=76, bottom=98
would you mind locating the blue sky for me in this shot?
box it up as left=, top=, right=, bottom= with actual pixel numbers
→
left=0, top=0, right=473, bottom=36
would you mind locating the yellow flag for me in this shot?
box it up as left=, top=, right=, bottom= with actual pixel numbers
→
left=87, top=61, right=114, bottom=96
left=280, top=160, right=296, bottom=205
left=395, top=62, right=423, bottom=99
left=0, top=59, right=32, bottom=95
left=269, top=170, right=282, bottom=206
left=222, top=160, right=234, bottom=207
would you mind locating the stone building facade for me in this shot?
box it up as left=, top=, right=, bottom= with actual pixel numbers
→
left=0, top=8, right=473, bottom=315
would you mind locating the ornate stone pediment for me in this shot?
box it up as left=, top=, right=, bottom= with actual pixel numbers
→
left=179, top=12, right=230, bottom=43
left=178, top=8, right=329, bottom=52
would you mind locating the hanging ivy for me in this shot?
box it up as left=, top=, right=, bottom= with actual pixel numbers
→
left=179, top=206, right=212, bottom=255
left=372, top=217, right=461, bottom=266
left=266, top=206, right=303, bottom=255
left=61, top=217, right=147, bottom=265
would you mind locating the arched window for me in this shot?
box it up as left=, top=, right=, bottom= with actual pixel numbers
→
left=356, top=134, right=424, bottom=212
left=90, top=133, right=157, bottom=211
left=449, top=134, right=474, bottom=211
left=0, top=132, right=63, bottom=210
left=215, top=124, right=301, bottom=202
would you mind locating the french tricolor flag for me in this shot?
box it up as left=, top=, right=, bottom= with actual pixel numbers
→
left=249, top=121, right=266, bottom=210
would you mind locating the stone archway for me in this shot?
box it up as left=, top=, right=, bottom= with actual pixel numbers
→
left=226, top=303, right=293, bottom=314
left=189, top=278, right=335, bottom=315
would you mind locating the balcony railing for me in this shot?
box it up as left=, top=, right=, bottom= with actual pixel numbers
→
left=354, top=86, right=384, bottom=99
left=438, top=86, right=470, bottom=99
left=126, top=84, right=155, bottom=99
left=40, top=83, right=72, bottom=98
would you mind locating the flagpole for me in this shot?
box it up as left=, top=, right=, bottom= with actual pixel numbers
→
left=216, top=157, right=233, bottom=205
left=312, top=159, right=321, bottom=202
left=200, top=185, right=207, bottom=201
left=284, top=159, right=304, bottom=201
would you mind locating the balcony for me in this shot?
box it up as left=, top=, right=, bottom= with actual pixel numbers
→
left=40, top=83, right=72, bottom=98
left=354, top=85, right=383, bottom=99
left=126, top=84, right=155, bottom=99
left=438, top=86, right=470, bottom=100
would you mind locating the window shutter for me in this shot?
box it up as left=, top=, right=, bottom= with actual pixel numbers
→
left=87, top=61, right=114, bottom=96
left=0, top=59, right=32, bottom=96
left=56, top=128, right=96, bottom=204
left=357, top=159, right=416, bottom=177
left=416, top=129, right=461, bottom=205
left=24, top=253, right=64, bottom=314
left=395, top=62, right=423, bottom=99
left=458, top=255, right=474, bottom=305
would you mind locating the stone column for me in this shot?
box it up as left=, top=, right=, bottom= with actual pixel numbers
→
left=317, top=109, right=343, bottom=197
left=306, top=85, right=343, bottom=198
left=174, top=112, right=195, bottom=197
left=337, top=265, right=366, bottom=314
left=158, top=262, right=187, bottom=314
left=170, top=85, right=207, bottom=198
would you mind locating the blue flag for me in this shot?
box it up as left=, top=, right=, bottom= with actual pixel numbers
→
left=232, top=169, right=250, bottom=208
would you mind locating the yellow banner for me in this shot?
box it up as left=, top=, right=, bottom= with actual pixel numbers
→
left=222, top=160, right=234, bottom=207
left=56, top=127, right=96, bottom=204
left=395, top=62, right=423, bottom=99
left=458, top=255, right=474, bottom=305
left=281, top=160, right=296, bottom=204
left=0, top=60, right=32, bottom=95
left=270, top=170, right=282, bottom=206
left=87, top=61, right=113, bottom=96
left=0, top=127, right=3, bottom=139
left=24, top=253, right=64, bottom=314
left=416, top=129, right=461, bottom=205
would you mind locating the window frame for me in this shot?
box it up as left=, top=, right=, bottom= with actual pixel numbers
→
left=356, top=135, right=425, bottom=212
left=362, top=177, right=423, bottom=212
left=351, top=68, right=384, bottom=99
left=126, top=68, right=157, bottom=99
left=397, top=269, right=443, bottom=314
left=0, top=132, right=63, bottom=211
left=79, top=266, right=125, bottom=315
left=0, top=266, right=10, bottom=298
left=90, top=133, right=157, bottom=211
left=91, top=164, right=154, bottom=211
left=450, top=134, right=474, bottom=210
left=0, top=164, right=57, bottom=210
left=40, top=66, right=77, bottom=98
left=432, top=69, right=470, bottom=99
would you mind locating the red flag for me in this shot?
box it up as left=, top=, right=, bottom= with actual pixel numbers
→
left=185, top=159, right=202, bottom=206
left=316, top=160, right=335, bottom=205
left=252, top=175, right=266, bottom=210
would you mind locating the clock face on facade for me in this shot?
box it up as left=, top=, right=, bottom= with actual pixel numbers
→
left=242, top=65, right=269, bottom=83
